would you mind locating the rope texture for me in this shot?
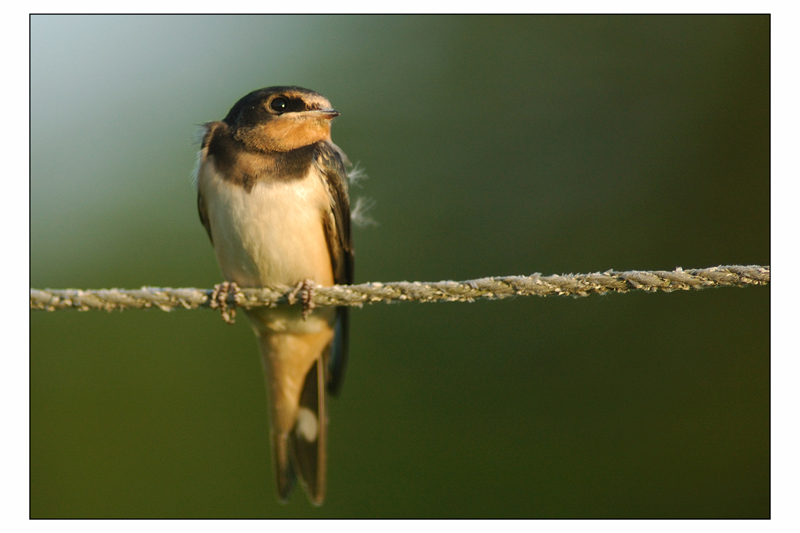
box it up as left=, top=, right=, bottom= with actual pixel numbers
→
left=30, top=265, right=769, bottom=312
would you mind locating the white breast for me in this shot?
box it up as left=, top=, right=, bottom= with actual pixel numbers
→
left=198, top=156, right=335, bottom=290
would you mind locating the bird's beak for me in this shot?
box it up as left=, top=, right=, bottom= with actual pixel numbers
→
left=311, top=108, right=340, bottom=120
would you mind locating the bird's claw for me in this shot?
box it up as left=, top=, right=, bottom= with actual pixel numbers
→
left=209, top=281, right=241, bottom=324
left=288, top=279, right=316, bottom=320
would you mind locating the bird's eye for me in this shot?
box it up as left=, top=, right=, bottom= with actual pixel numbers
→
left=270, top=97, right=288, bottom=113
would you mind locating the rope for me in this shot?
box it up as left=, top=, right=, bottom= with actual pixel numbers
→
left=30, top=265, right=769, bottom=312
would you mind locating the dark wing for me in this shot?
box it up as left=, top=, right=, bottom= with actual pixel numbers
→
left=315, top=141, right=353, bottom=287
left=197, top=191, right=213, bottom=244
left=196, top=123, right=221, bottom=244
left=314, top=141, right=354, bottom=396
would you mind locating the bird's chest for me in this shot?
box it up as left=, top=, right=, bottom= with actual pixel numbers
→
left=200, top=162, right=334, bottom=289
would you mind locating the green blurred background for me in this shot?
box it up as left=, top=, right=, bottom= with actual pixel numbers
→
left=30, top=15, right=769, bottom=518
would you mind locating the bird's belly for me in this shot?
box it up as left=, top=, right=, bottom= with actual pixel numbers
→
left=206, top=176, right=334, bottom=290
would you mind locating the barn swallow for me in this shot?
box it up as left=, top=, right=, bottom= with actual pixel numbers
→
left=193, top=86, right=353, bottom=505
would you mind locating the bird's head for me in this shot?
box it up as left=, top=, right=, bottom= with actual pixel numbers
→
left=223, top=86, right=339, bottom=152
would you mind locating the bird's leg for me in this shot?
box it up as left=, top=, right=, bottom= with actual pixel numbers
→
left=288, top=279, right=316, bottom=320
left=209, top=281, right=241, bottom=324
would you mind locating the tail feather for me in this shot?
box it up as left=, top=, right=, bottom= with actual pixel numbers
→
left=291, top=354, right=327, bottom=505
left=273, top=432, right=295, bottom=503
left=257, top=328, right=331, bottom=505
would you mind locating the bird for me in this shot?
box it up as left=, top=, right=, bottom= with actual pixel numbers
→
left=192, top=86, right=353, bottom=505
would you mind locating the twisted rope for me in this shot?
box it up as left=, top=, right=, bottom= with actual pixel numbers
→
left=30, top=265, right=769, bottom=313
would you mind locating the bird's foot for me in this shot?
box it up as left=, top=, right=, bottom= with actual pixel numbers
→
left=209, top=281, right=241, bottom=324
left=288, top=279, right=316, bottom=320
